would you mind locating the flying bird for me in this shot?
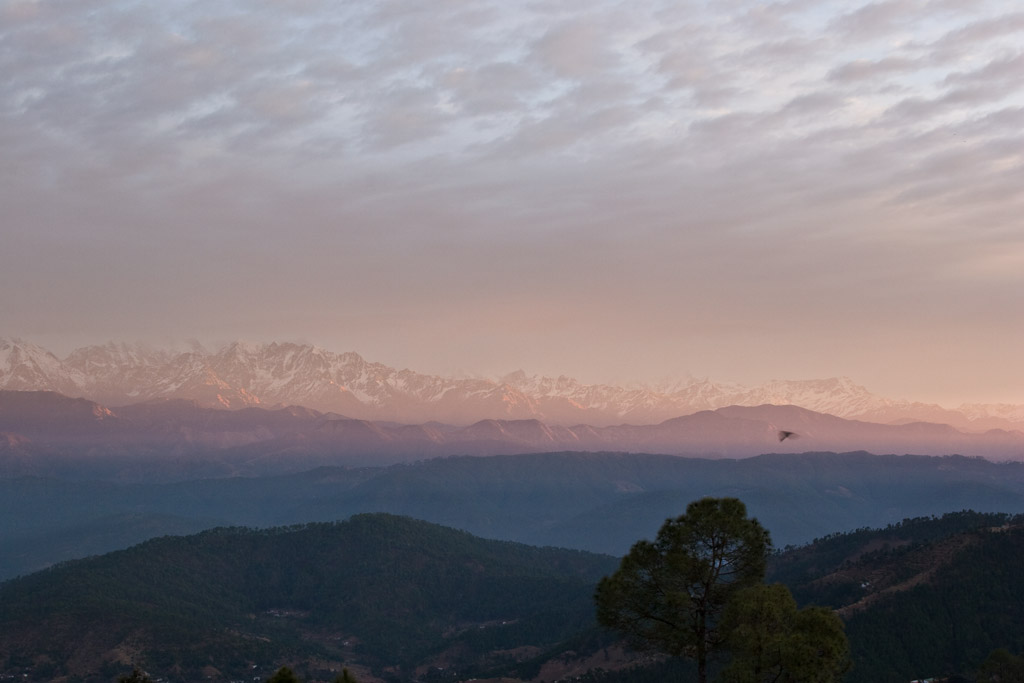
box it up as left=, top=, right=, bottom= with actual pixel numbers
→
left=778, top=430, right=798, bottom=442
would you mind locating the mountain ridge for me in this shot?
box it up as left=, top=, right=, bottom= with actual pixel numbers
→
left=0, top=514, right=619, bottom=683
left=2, top=337, right=1020, bottom=429
left=2, top=510, right=1024, bottom=683
left=6, top=447, right=1024, bottom=581
left=3, top=390, right=1024, bottom=484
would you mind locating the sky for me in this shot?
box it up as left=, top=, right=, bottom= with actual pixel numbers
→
left=2, top=0, right=1023, bottom=406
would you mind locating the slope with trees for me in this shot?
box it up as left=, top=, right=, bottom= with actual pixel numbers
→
left=3, top=507, right=1024, bottom=683
left=766, top=512, right=1024, bottom=682
left=595, top=497, right=848, bottom=683
left=0, top=514, right=617, bottom=682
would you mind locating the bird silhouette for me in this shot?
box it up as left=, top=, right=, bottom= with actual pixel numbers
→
left=778, top=430, right=798, bottom=442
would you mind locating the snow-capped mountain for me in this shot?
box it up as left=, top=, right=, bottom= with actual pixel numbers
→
left=0, top=339, right=83, bottom=397
left=2, top=339, right=539, bottom=424
left=495, top=371, right=1014, bottom=430
left=1, top=337, right=1020, bottom=428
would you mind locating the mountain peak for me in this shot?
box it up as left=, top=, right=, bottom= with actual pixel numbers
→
left=500, top=369, right=530, bottom=385
left=1, top=339, right=1023, bottom=429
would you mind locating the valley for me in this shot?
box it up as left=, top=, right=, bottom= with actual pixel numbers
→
left=3, top=342, right=1024, bottom=682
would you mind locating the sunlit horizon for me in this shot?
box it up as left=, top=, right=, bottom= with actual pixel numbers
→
left=3, top=0, right=1022, bottom=409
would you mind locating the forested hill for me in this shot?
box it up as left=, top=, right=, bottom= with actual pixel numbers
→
left=768, top=511, right=1024, bottom=683
left=3, top=510, right=1024, bottom=683
left=0, top=514, right=617, bottom=683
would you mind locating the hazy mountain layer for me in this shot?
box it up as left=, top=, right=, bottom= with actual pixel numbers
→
left=2, top=338, right=1019, bottom=428
left=2, top=391, right=1024, bottom=488
left=5, top=450, right=1024, bottom=582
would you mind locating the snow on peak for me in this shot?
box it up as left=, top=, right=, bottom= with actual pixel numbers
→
left=1, top=339, right=1022, bottom=428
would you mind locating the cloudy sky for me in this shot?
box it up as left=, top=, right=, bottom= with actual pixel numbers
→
left=2, top=0, right=1023, bottom=405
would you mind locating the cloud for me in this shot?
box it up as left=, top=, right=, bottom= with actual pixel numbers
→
left=929, top=10, right=1024, bottom=56
left=828, top=56, right=921, bottom=82
left=830, top=0, right=924, bottom=38
left=944, top=51, right=1024, bottom=88
left=533, top=20, right=617, bottom=79
left=1, top=0, right=1023, bottom=402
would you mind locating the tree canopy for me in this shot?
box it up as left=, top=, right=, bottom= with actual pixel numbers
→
left=594, top=497, right=771, bottom=683
left=976, top=649, right=1024, bottom=683
left=335, top=668, right=359, bottom=683
left=720, top=583, right=849, bottom=683
left=266, top=667, right=301, bottom=683
left=117, top=669, right=154, bottom=683
left=595, top=497, right=851, bottom=683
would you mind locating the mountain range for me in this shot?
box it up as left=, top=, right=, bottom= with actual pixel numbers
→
left=5, top=448, right=1024, bottom=582
left=3, top=391, right=1024, bottom=485
left=3, top=338, right=1023, bottom=429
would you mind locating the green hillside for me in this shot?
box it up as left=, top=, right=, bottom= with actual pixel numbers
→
left=3, top=509, right=1024, bottom=683
left=573, top=511, right=1024, bottom=683
left=0, top=514, right=617, bottom=683
left=769, top=511, right=1024, bottom=683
